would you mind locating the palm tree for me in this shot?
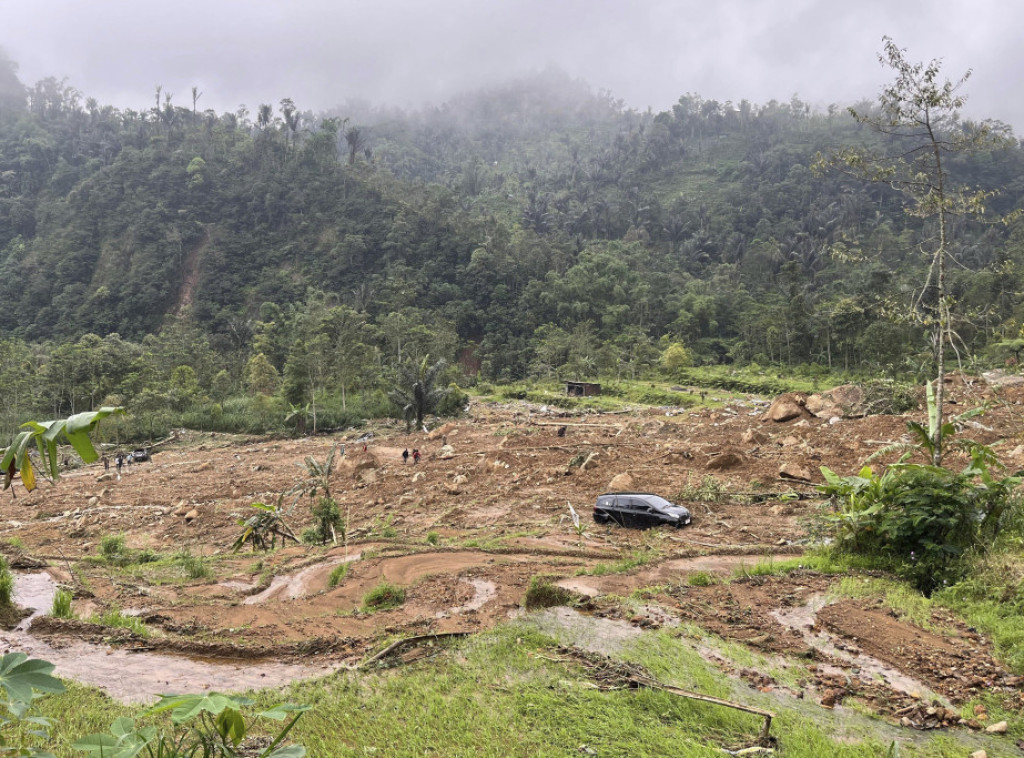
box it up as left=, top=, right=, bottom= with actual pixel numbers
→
left=388, top=356, right=449, bottom=433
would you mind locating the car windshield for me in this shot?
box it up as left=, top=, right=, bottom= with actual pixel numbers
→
left=645, top=496, right=673, bottom=509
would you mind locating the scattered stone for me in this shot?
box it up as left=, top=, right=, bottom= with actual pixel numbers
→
left=986, top=720, right=1008, bottom=734
left=438, top=444, right=456, bottom=459
left=452, top=474, right=468, bottom=486
left=195, top=461, right=213, bottom=472
left=780, top=436, right=801, bottom=447
left=779, top=463, right=813, bottom=482
left=397, top=494, right=414, bottom=506
left=412, top=472, right=425, bottom=483
left=580, top=452, right=600, bottom=471
left=607, top=473, right=634, bottom=491
left=183, top=509, right=199, bottom=523
left=96, top=472, right=114, bottom=482
left=706, top=450, right=746, bottom=471
left=740, top=429, right=768, bottom=446
left=87, top=496, right=99, bottom=508
left=971, top=750, right=987, bottom=758
left=661, top=451, right=692, bottom=465
left=762, top=393, right=809, bottom=423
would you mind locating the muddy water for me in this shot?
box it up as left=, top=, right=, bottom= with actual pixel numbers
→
left=2, top=572, right=340, bottom=704
left=772, top=593, right=940, bottom=700
left=557, top=553, right=797, bottom=596
left=243, top=552, right=362, bottom=604
left=437, top=579, right=497, bottom=618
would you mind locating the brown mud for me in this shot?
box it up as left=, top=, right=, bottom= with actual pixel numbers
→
left=1, top=376, right=1023, bottom=714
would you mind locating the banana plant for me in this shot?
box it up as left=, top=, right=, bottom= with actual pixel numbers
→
left=1, top=407, right=124, bottom=493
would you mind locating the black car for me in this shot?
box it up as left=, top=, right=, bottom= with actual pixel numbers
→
left=593, top=493, right=692, bottom=529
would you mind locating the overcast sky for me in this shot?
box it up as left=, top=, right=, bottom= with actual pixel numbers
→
left=2, top=0, right=1020, bottom=129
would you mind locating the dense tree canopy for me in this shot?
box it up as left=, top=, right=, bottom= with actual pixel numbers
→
left=1, top=49, right=1023, bottom=436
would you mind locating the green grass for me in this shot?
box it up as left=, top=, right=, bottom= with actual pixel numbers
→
left=177, top=547, right=213, bottom=580
left=362, top=582, right=405, bottom=611
left=687, top=571, right=717, bottom=587
left=328, top=562, right=350, bottom=588
left=0, top=556, right=12, bottom=607
left=50, top=588, right=74, bottom=619
left=833, top=576, right=937, bottom=630
left=425, top=531, right=440, bottom=546
left=23, top=619, right=1019, bottom=757
left=583, top=549, right=655, bottom=576
left=89, top=607, right=148, bottom=637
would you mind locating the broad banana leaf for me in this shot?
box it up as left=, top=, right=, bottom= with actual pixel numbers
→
left=3, top=407, right=124, bottom=492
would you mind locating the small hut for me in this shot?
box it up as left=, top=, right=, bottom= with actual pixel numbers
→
left=565, top=381, right=602, bottom=397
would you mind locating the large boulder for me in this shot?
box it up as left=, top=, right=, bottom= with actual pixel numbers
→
left=806, top=384, right=868, bottom=418
left=779, top=463, right=813, bottom=482
left=763, top=393, right=810, bottom=423
left=438, top=444, right=456, bottom=460
left=607, top=473, right=635, bottom=491
left=706, top=449, right=746, bottom=471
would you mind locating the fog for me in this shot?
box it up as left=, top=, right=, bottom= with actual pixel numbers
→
left=3, top=0, right=1021, bottom=128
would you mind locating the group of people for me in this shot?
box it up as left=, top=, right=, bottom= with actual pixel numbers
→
left=401, top=448, right=421, bottom=464
left=101, top=452, right=135, bottom=477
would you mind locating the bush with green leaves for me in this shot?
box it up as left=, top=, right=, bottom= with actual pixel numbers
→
left=820, top=446, right=1021, bottom=594
left=75, top=692, right=308, bottom=757
left=0, top=652, right=66, bottom=757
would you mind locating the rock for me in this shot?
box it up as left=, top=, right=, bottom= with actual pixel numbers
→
left=740, top=429, right=768, bottom=446
left=662, top=451, right=692, bottom=465
left=428, top=422, right=456, bottom=441
left=807, top=384, right=868, bottom=418
left=358, top=469, right=379, bottom=485
left=195, top=461, right=213, bottom=472
left=412, top=472, right=425, bottom=483
left=607, top=473, right=634, bottom=491
left=87, top=496, right=100, bottom=507
left=985, top=720, right=1008, bottom=734
left=183, top=509, right=199, bottom=523
left=983, top=370, right=1024, bottom=388
left=438, top=444, right=456, bottom=460
left=780, top=435, right=801, bottom=447
left=397, top=494, right=414, bottom=506
left=452, top=474, right=468, bottom=485
left=779, top=463, right=813, bottom=482
left=347, top=456, right=379, bottom=478
left=971, top=750, right=987, bottom=758
left=763, top=393, right=809, bottom=423
left=96, top=472, right=114, bottom=482
left=580, top=452, right=600, bottom=471
left=706, top=450, right=746, bottom=471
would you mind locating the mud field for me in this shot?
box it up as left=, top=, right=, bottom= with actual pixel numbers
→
left=3, top=376, right=1024, bottom=726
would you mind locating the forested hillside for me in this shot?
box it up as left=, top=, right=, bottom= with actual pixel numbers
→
left=2, top=51, right=1023, bottom=433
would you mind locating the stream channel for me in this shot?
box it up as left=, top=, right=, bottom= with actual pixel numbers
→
left=0, top=572, right=341, bottom=704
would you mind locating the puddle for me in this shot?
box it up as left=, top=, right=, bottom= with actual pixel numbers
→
left=4, top=572, right=340, bottom=703
left=438, top=579, right=497, bottom=618
left=772, top=593, right=940, bottom=700
left=243, top=553, right=361, bottom=604
left=526, top=607, right=641, bottom=655
left=557, top=553, right=801, bottom=598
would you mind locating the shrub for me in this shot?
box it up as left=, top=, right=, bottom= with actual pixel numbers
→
left=362, top=582, right=405, bottom=611
left=0, top=556, right=12, bottom=607
left=523, top=575, right=580, bottom=609
left=309, top=497, right=343, bottom=545
left=426, top=531, right=440, bottom=546
left=50, top=588, right=74, bottom=618
left=821, top=449, right=1022, bottom=594
left=98, top=533, right=127, bottom=562
left=328, top=562, right=350, bottom=588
